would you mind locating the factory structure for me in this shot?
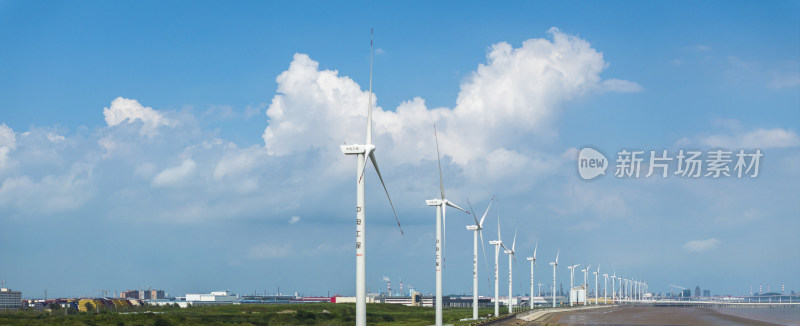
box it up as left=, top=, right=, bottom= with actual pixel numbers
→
left=0, top=287, right=22, bottom=310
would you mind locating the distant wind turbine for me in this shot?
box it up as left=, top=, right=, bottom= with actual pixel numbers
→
left=581, top=264, right=591, bottom=304
left=526, top=243, right=537, bottom=309
left=602, top=273, right=608, bottom=304
left=549, top=249, right=559, bottom=307
left=567, top=264, right=580, bottom=307
left=339, top=29, right=403, bottom=326
left=426, top=125, right=469, bottom=326
left=503, top=229, right=517, bottom=313
left=489, top=199, right=504, bottom=317
left=593, top=266, right=599, bottom=305
left=466, top=197, right=493, bottom=320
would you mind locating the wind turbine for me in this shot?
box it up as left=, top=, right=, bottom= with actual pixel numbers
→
left=567, top=264, right=580, bottom=306
left=611, top=271, right=616, bottom=302
left=466, top=198, right=493, bottom=320
left=582, top=264, right=591, bottom=301
left=488, top=201, right=504, bottom=317
left=426, top=126, right=470, bottom=326
left=602, top=273, right=608, bottom=304
left=549, top=249, right=559, bottom=307
left=339, top=29, right=403, bottom=326
left=526, top=243, right=537, bottom=309
left=593, top=266, right=599, bottom=305
left=503, top=228, right=517, bottom=313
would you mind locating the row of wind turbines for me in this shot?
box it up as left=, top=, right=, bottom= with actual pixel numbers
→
left=340, top=31, right=649, bottom=326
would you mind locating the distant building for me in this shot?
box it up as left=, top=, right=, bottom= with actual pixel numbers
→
left=185, top=291, right=238, bottom=303
left=121, top=289, right=165, bottom=300
left=682, top=289, right=691, bottom=298
left=695, top=286, right=700, bottom=297
left=569, top=286, right=587, bottom=305
left=703, top=290, right=710, bottom=297
left=0, top=288, right=21, bottom=310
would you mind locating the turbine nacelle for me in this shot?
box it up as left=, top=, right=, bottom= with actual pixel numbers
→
left=526, top=257, right=534, bottom=261
left=340, top=144, right=375, bottom=155
left=426, top=199, right=443, bottom=206
left=489, top=240, right=502, bottom=246
left=466, top=225, right=479, bottom=230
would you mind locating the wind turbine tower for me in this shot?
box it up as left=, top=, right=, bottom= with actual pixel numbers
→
left=526, top=243, right=537, bottom=309
left=503, top=229, right=517, bottom=313
left=593, top=266, right=599, bottom=305
left=426, top=126, right=470, bottom=326
left=567, top=264, right=580, bottom=306
left=549, top=250, right=559, bottom=307
left=489, top=207, right=504, bottom=317
left=339, top=29, right=403, bottom=326
left=581, top=264, right=591, bottom=303
left=466, top=198, right=493, bottom=320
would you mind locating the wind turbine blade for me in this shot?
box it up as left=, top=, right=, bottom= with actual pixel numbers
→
left=434, top=124, right=445, bottom=200
left=358, top=147, right=374, bottom=184
left=366, top=28, right=374, bottom=145
left=479, top=229, right=491, bottom=286
left=369, top=152, right=403, bottom=235
left=511, top=228, right=517, bottom=251
left=479, top=196, right=493, bottom=227
left=555, top=249, right=559, bottom=264
left=442, top=204, right=447, bottom=269
left=445, top=200, right=469, bottom=214
left=533, top=242, right=537, bottom=260
left=497, top=196, right=501, bottom=240
left=467, top=198, right=481, bottom=226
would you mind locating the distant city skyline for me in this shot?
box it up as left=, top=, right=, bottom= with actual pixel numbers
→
left=0, top=1, right=798, bottom=299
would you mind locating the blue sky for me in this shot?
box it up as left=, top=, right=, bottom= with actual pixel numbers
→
left=0, top=1, right=798, bottom=299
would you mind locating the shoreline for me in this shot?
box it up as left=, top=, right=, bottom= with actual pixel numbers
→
left=513, top=305, right=790, bottom=325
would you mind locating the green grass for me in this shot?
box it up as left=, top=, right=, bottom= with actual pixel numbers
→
left=0, top=303, right=509, bottom=326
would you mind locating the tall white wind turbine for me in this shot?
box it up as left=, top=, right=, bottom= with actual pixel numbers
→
left=466, top=198, right=493, bottom=320
left=602, top=273, right=608, bottom=304
left=426, top=126, right=470, bottom=326
left=549, top=250, right=559, bottom=307
left=593, top=266, right=599, bottom=305
left=340, top=29, right=403, bottom=326
left=567, top=264, right=580, bottom=306
left=503, top=229, right=517, bottom=313
left=611, top=271, right=616, bottom=302
left=489, top=201, right=504, bottom=317
left=526, top=243, right=537, bottom=309
left=582, top=264, right=591, bottom=297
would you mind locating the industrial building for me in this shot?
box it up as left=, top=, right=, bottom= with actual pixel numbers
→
left=185, top=290, right=238, bottom=303
left=121, top=289, right=165, bottom=300
left=0, top=287, right=21, bottom=310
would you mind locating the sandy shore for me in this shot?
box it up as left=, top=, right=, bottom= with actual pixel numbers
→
left=509, top=306, right=785, bottom=325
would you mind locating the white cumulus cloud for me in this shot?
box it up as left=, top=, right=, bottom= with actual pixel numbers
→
left=152, top=159, right=197, bottom=187
left=261, top=28, right=640, bottom=185
left=0, top=124, right=16, bottom=169
left=289, top=216, right=300, bottom=224
left=103, top=97, right=176, bottom=137
left=683, top=238, right=720, bottom=252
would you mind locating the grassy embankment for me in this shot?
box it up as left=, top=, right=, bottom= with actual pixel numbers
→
left=0, top=303, right=508, bottom=326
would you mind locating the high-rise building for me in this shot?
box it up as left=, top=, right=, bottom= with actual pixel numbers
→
left=121, top=289, right=165, bottom=300
left=695, top=286, right=700, bottom=297
left=0, top=287, right=21, bottom=310
left=703, top=290, right=710, bottom=297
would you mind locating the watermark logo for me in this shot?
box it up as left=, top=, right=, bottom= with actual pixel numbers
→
left=578, top=147, right=608, bottom=180
left=577, top=147, right=763, bottom=180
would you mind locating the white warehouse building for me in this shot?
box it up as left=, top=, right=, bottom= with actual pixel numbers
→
left=185, top=291, right=238, bottom=303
